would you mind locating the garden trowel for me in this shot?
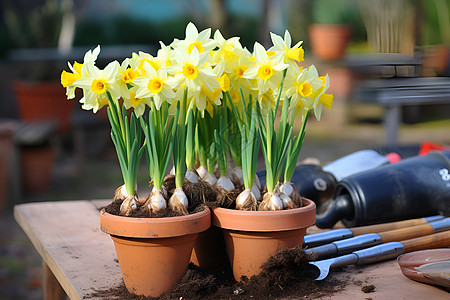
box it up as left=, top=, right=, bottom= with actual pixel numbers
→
left=309, top=230, right=450, bottom=280
left=305, top=218, right=450, bottom=260
left=303, top=215, right=444, bottom=248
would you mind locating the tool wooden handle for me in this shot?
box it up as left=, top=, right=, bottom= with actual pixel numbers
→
left=350, top=218, right=430, bottom=236
left=378, top=224, right=434, bottom=243
left=401, top=231, right=450, bottom=253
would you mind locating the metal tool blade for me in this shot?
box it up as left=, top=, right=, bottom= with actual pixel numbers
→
left=309, top=253, right=358, bottom=280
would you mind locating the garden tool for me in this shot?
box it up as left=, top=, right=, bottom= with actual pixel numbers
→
left=304, top=215, right=444, bottom=248
left=316, top=151, right=450, bottom=228
left=305, top=218, right=450, bottom=259
left=309, top=230, right=450, bottom=281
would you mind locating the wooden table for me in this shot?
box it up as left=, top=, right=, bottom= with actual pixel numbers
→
left=14, top=200, right=449, bottom=299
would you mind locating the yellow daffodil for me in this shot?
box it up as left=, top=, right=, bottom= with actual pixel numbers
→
left=169, top=47, right=220, bottom=113
left=312, top=74, right=333, bottom=121
left=269, top=30, right=304, bottom=67
left=243, top=42, right=289, bottom=96
left=61, top=61, right=82, bottom=99
left=117, top=58, right=140, bottom=100
left=285, top=65, right=323, bottom=115
left=171, top=22, right=217, bottom=55
left=123, top=87, right=148, bottom=117
left=73, top=60, right=121, bottom=113
left=60, top=45, right=101, bottom=99
left=133, top=62, right=177, bottom=111
left=156, top=41, right=174, bottom=67
left=211, top=29, right=243, bottom=72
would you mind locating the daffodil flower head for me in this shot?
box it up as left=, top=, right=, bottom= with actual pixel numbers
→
left=211, top=29, right=243, bottom=72
left=157, top=41, right=175, bottom=67
left=135, top=51, right=161, bottom=76
left=243, top=42, right=289, bottom=96
left=73, top=60, right=121, bottom=113
left=60, top=45, right=101, bottom=100
left=117, top=58, right=140, bottom=100
left=313, top=74, right=333, bottom=121
left=123, top=86, right=149, bottom=117
left=269, top=30, right=304, bottom=67
left=132, top=62, right=177, bottom=110
left=61, top=61, right=83, bottom=99
left=170, top=47, right=220, bottom=113
left=171, top=22, right=217, bottom=55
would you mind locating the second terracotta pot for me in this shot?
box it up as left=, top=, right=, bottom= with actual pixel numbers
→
left=212, top=198, right=316, bottom=281
left=100, top=206, right=211, bottom=298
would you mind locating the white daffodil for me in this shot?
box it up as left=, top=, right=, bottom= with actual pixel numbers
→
left=171, top=22, right=217, bottom=55
left=169, top=47, right=220, bottom=113
left=285, top=65, right=323, bottom=115
left=73, top=60, right=121, bottom=113
left=157, top=41, right=175, bottom=67
left=60, top=45, right=101, bottom=99
left=243, top=42, right=289, bottom=96
left=117, top=58, right=140, bottom=100
left=269, top=30, right=304, bottom=67
left=211, top=29, right=243, bottom=72
left=133, top=62, right=177, bottom=110
left=228, top=47, right=255, bottom=98
left=123, top=87, right=148, bottom=117
left=312, top=74, right=333, bottom=121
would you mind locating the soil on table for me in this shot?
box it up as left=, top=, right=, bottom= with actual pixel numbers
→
left=86, top=246, right=348, bottom=299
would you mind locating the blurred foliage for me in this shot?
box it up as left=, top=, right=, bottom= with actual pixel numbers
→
left=421, top=0, right=450, bottom=45
left=2, top=0, right=62, bottom=49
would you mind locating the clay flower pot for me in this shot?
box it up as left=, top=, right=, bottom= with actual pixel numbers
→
left=100, top=207, right=211, bottom=297
left=309, top=24, right=351, bottom=61
left=212, top=198, right=316, bottom=281
left=190, top=225, right=231, bottom=270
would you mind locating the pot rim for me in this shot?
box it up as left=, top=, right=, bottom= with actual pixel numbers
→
left=100, top=205, right=211, bottom=238
left=212, top=198, right=316, bottom=232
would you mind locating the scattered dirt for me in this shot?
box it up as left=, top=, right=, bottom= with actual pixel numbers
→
left=361, top=284, right=376, bottom=293
left=85, top=246, right=348, bottom=299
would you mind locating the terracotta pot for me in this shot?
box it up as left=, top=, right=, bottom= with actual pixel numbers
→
left=100, top=207, right=211, bottom=297
left=212, top=198, right=316, bottom=281
left=14, top=81, right=74, bottom=134
left=20, top=146, right=54, bottom=193
left=0, top=124, right=14, bottom=213
left=309, top=24, right=351, bottom=60
left=190, top=225, right=231, bottom=271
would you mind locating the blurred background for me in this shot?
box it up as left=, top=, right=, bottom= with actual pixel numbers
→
left=0, top=0, right=449, bottom=299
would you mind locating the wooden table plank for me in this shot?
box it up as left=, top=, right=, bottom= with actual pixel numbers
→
left=14, top=200, right=450, bottom=299
left=14, top=200, right=121, bottom=300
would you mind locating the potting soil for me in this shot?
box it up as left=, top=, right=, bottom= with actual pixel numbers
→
left=85, top=246, right=349, bottom=299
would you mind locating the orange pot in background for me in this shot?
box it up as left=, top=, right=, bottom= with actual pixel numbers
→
left=14, top=81, right=74, bottom=134
left=212, top=198, right=316, bottom=281
left=20, top=146, right=54, bottom=193
left=100, top=207, right=210, bottom=298
left=309, top=24, right=351, bottom=61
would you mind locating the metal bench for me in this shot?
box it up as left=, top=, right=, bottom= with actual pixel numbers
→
left=354, top=77, right=450, bottom=145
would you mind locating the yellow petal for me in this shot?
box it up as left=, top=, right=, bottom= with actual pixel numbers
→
left=218, top=73, right=230, bottom=92
left=287, top=47, right=304, bottom=62
left=319, top=93, right=333, bottom=109
left=61, top=70, right=81, bottom=87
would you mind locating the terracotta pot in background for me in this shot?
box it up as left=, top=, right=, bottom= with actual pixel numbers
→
left=20, top=146, right=54, bottom=193
left=212, top=198, right=316, bottom=281
left=309, top=24, right=351, bottom=61
left=0, top=124, right=14, bottom=213
left=14, top=81, right=74, bottom=134
left=100, top=207, right=211, bottom=298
